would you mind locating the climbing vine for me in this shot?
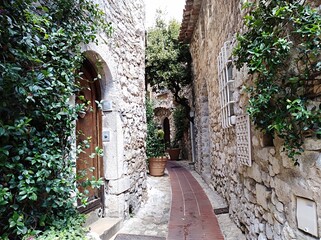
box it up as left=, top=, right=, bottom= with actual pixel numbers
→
left=0, top=0, right=111, bottom=238
left=234, top=0, right=321, bottom=164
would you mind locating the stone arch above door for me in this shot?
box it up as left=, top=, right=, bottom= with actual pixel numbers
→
left=82, top=49, right=126, bottom=217
left=83, top=50, right=113, bottom=100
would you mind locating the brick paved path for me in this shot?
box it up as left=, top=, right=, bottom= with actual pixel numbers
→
left=167, top=161, right=224, bottom=240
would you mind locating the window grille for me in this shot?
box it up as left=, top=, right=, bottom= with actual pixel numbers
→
left=236, top=114, right=252, bottom=166
left=217, top=40, right=235, bottom=128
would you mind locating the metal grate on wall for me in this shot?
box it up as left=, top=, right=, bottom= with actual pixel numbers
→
left=217, top=39, right=235, bottom=128
left=236, top=114, right=252, bottom=166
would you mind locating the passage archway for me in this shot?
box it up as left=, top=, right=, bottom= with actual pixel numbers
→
left=163, top=117, right=171, bottom=147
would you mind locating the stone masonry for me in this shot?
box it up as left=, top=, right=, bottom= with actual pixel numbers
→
left=82, top=0, right=147, bottom=219
left=180, top=0, right=321, bottom=239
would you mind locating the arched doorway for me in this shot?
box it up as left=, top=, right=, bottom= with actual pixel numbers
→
left=163, top=117, right=170, bottom=147
left=76, top=59, right=103, bottom=213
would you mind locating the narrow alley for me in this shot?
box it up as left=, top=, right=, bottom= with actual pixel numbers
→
left=110, top=161, right=245, bottom=240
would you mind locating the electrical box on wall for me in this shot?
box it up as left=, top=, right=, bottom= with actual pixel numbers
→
left=102, top=100, right=113, bottom=112
left=296, top=196, right=318, bottom=237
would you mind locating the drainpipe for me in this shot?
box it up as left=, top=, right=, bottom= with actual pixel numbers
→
left=189, top=111, right=195, bottom=165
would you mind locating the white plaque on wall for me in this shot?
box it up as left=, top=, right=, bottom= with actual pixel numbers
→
left=297, top=197, right=318, bottom=237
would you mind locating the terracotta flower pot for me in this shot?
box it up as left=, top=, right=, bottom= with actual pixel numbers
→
left=148, top=157, right=168, bottom=176
left=167, top=148, right=181, bottom=160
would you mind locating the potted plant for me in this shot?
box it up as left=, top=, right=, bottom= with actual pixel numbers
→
left=146, top=98, right=168, bottom=176
left=167, top=145, right=181, bottom=161
left=167, top=105, right=189, bottom=160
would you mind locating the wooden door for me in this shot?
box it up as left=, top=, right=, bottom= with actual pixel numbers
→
left=76, top=59, right=103, bottom=213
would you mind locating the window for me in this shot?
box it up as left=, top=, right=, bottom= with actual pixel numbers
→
left=217, top=40, right=235, bottom=128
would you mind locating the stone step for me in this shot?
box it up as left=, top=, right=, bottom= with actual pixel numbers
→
left=88, top=217, right=123, bottom=240
left=114, top=234, right=166, bottom=240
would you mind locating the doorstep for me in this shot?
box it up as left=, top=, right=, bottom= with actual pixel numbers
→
left=114, top=233, right=166, bottom=240
left=87, top=217, right=123, bottom=240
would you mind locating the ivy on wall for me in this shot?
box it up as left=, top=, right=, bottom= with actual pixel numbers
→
left=234, top=0, right=321, bottom=164
left=0, top=0, right=111, bottom=238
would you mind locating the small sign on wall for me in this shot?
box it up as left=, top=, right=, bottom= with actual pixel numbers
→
left=296, top=196, right=318, bottom=237
left=102, top=100, right=113, bottom=112
left=102, top=131, right=110, bottom=142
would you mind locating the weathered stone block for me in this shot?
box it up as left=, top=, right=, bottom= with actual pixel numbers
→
left=259, top=223, right=265, bottom=232
left=103, top=112, right=125, bottom=180
left=252, top=135, right=260, bottom=147
left=256, top=183, right=269, bottom=210
left=261, top=171, right=271, bottom=187
left=269, top=148, right=276, bottom=156
left=269, top=156, right=280, bottom=176
left=273, top=178, right=291, bottom=203
left=268, top=165, right=275, bottom=177
left=281, top=153, right=294, bottom=169
left=247, top=162, right=262, bottom=183
left=258, top=233, right=267, bottom=240
left=272, top=233, right=282, bottom=240
left=253, top=218, right=260, bottom=233
left=267, top=213, right=274, bottom=225
left=274, top=222, right=282, bottom=235
left=274, top=211, right=285, bottom=224
left=266, top=224, right=273, bottom=239
left=256, top=148, right=270, bottom=162
left=282, top=222, right=296, bottom=239
left=244, top=188, right=256, bottom=204
left=275, top=201, right=284, bottom=213
left=104, top=194, right=125, bottom=218
left=107, top=176, right=131, bottom=195
left=244, top=177, right=256, bottom=190
left=303, top=138, right=321, bottom=151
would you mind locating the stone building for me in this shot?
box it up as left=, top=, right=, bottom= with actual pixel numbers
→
left=78, top=0, right=147, bottom=220
left=180, top=0, right=321, bottom=239
left=148, top=87, right=192, bottom=160
left=148, top=88, right=175, bottom=147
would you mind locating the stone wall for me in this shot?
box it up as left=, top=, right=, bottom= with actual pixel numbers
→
left=83, top=0, right=147, bottom=218
left=188, top=0, right=321, bottom=239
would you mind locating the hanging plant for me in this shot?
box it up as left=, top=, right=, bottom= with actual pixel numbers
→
left=234, top=0, right=321, bottom=164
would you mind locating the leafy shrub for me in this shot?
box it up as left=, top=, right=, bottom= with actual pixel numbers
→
left=0, top=0, right=111, bottom=238
left=23, top=215, right=88, bottom=240
left=234, top=0, right=321, bottom=164
left=172, top=106, right=189, bottom=148
left=145, top=98, right=165, bottom=158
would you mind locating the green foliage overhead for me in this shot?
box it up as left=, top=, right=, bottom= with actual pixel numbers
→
left=234, top=0, right=321, bottom=164
left=146, top=13, right=192, bottom=113
left=145, top=98, right=165, bottom=158
left=0, top=0, right=111, bottom=238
